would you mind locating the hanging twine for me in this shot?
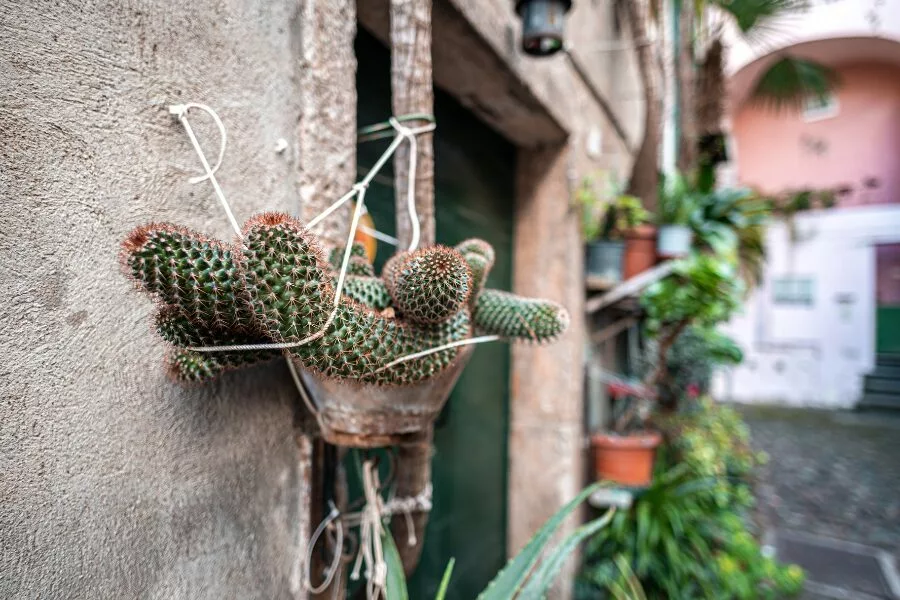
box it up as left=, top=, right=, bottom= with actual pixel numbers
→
left=167, top=103, right=503, bottom=370
left=167, top=105, right=457, bottom=597
left=349, top=460, right=388, bottom=600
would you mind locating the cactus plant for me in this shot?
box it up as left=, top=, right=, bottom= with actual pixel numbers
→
left=383, top=247, right=472, bottom=325
left=474, top=290, right=569, bottom=342
left=329, top=243, right=375, bottom=276
left=455, top=238, right=495, bottom=308
left=122, top=212, right=569, bottom=385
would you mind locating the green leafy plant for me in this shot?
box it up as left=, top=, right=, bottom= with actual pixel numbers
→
left=121, top=213, right=569, bottom=386
left=578, top=400, right=805, bottom=600
left=759, top=187, right=837, bottom=244
left=576, top=173, right=650, bottom=241
left=661, top=326, right=744, bottom=404
left=383, top=482, right=616, bottom=600
left=690, top=186, right=772, bottom=290
left=641, top=254, right=743, bottom=402
left=657, top=171, right=699, bottom=226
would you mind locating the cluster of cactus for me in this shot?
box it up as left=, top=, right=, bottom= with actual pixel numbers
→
left=122, top=212, right=569, bottom=385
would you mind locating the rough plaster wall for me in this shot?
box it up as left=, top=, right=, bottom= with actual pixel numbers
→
left=0, top=1, right=336, bottom=597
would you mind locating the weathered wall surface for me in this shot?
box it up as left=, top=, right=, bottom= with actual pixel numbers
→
left=0, top=0, right=352, bottom=597
left=713, top=205, right=900, bottom=407
left=448, top=0, right=641, bottom=174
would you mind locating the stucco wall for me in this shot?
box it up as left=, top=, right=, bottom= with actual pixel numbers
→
left=713, top=205, right=900, bottom=407
left=0, top=1, right=320, bottom=597
left=732, top=62, right=900, bottom=207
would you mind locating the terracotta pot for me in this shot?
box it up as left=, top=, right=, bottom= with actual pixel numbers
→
left=297, top=346, right=474, bottom=448
left=623, top=225, right=657, bottom=279
left=591, top=431, right=662, bottom=487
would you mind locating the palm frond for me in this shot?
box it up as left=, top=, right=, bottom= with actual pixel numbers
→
left=712, top=0, right=808, bottom=35
left=749, top=56, right=839, bottom=113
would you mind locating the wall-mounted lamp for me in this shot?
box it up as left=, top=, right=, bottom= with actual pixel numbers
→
left=515, top=0, right=573, bottom=57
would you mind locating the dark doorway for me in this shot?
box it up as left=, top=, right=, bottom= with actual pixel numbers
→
left=354, top=27, right=516, bottom=599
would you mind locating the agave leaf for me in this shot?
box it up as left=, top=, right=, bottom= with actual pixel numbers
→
left=477, top=481, right=603, bottom=600
left=383, top=529, right=410, bottom=600
left=434, top=558, right=456, bottom=600
left=517, top=507, right=617, bottom=599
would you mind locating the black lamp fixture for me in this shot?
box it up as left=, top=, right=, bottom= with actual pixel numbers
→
left=515, top=0, right=573, bottom=57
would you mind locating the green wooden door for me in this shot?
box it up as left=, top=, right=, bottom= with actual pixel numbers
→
left=356, top=29, right=515, bottom=599
left=876, top=245, right=900, bottom=355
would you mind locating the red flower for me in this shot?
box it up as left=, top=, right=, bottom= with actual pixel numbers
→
left=686, top=383, right=700, bottom=398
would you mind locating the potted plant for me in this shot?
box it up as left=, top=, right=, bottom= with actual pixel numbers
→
left=656, top=171, right=697, bottom=258
left=120, top=214, right=569, bottom=447
left=641, top=253, right=743, bottom=411
left=591, top=379, right=661, bottom=487
left=623, top=221, right=658, bottom=280
left=577, top=174, right=651, bottom=285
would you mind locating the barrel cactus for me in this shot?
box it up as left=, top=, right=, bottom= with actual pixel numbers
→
left=122, top=212, right=569, bottom=385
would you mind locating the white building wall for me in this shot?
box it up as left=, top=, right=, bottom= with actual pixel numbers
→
left=713, top=205, right=900, bottom=407
left=725, top=0, right=900, bottom=74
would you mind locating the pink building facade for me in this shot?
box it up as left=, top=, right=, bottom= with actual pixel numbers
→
left=733, top=61, right=900, bottom=208
left=713, top=4, right=900, bottom=406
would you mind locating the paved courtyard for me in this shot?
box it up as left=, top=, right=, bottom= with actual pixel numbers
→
left=741, top=405, right=900, bottom=598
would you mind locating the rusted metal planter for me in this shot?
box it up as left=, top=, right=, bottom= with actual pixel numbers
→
left=296, top=347, right=474, bottom=448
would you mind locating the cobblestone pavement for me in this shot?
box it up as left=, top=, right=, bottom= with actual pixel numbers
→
left=740, top=405, right=900, bottom=561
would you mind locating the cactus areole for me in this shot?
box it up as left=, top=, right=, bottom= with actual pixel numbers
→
left=122, top=212, right=569, bottom=446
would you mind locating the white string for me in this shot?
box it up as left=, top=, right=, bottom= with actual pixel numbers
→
left=285, top=352, right=327, bottom=429
left=371, top=335, right=501, bottom=374
left=359, top=224, right=399, bottom=246
left=184, top=118, right=431, bottom=354
left=168, top=104, right=241, bottom=238
left=349, top=461, right=388, bottom=600
left=167, top=104, right=479, bottom=388
left=302, top=501, right=344, bottom=594
left=389, top=117, right=435, bottom=252
left=383, top=482, right=432, bottom=547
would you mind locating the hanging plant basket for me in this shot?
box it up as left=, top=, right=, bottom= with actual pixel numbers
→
left=298, top=347, right=474, bottom=448
left=121, top=213, right=570, bottom=448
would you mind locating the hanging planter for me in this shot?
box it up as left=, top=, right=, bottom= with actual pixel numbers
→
left=120, top=215, right=569, bottom=448
left=298, top=346, right=473, bottom=447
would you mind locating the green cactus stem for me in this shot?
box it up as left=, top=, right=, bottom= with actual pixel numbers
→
left=121, top=223, right=256, bottom=329
left=456, top=239, right=495, bottom=309
left=473, top=289, right=569, bottom=343
left=123, top=216, right=568, bottom=387
left=383, top=246, right=472, bottom=325
left=338, top=276, right=393, bottom=310
left=329, top=243, right=374, bottom=276
left=156, top=307, right=280, bottom=381
left=239, top=213, right=472, bottom=384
